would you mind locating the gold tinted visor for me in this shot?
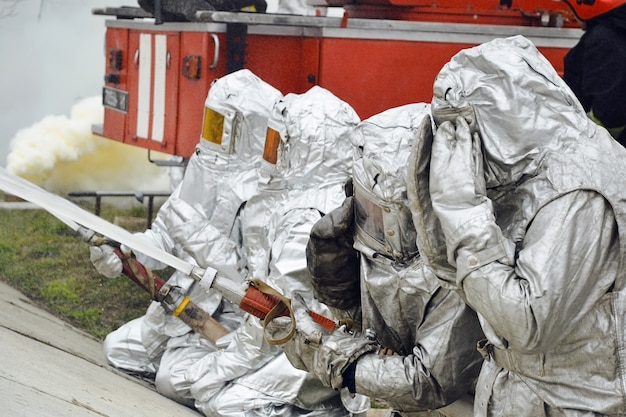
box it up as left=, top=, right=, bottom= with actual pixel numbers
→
left=201, top=107, right=225, bottom=146
left=263, top=127, right=281, bottom=164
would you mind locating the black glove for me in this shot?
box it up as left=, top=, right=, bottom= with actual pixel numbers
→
left=306, top=196, right=360, bottom=310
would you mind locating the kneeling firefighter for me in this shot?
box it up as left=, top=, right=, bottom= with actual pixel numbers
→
left=275, top=103, right=484, bottom=417
left=90, top=69, right=282, bottom=407
left=180, top=86, right=364, bottom=416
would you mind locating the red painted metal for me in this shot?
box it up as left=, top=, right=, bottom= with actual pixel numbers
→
left=95, top=2, right=582, bottom=158
left=102, top=27, right=129, bottom=143
left=330, top=0, right=579, bottom=27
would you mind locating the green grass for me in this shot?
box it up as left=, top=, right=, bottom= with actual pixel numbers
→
left=0, top=195, right=171, bottom=340
left=0, top=193, right=391, bottom=411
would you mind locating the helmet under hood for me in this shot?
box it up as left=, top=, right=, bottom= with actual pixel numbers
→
left=201, top=69, right=282, bottom=165
left=352, top=103, right=431, bottom=263
left=260, top=85, right=360, bottom=190
left=431, top=35, right=595, bottom=191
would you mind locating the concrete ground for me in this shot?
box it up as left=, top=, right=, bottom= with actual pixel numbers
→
left=0, top=280, right=389, bottom=416
left=0, top=280, right=201, bottom=416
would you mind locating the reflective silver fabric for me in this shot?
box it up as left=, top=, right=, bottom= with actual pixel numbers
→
left=352, top=103, right=425, bottom=263
left=350, top=105, right=482, bottom=416
left=186, top=86, right=360, bottom=416
left=413, top=35, right=626, bottom=416
left=103, top=69, right=282, bottom=406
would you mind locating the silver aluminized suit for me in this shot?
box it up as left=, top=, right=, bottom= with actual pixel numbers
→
left=349, top=104, right=483, bottom=417
left=183, top=86, right=361, bottom=416
left=101, top=69, right=282, bottom=406
left=407, top=35, right=626, bottom=416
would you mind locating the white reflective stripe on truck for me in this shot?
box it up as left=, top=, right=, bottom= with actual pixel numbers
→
left=137, top=33, right=166, bottom=142
left=137, top=33, right=152, bottom=139
left=151, top=34, right=167, bottom=143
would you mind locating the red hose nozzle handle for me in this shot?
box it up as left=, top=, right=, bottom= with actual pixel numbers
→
left=240, top=282, right=337, bottom=336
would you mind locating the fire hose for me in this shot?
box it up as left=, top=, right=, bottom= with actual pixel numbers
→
left=89, top=234, right=232, bottom=345
left=83, top=226, right=337, bottom=344
left=0, top=167, right=377, bottom=415
left=0, top=167, right=337, bottom=345
left=86, top=232, right=336, bottom=345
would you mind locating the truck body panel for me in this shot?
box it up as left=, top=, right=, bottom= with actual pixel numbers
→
left=94, top=6, right=582, bottom=158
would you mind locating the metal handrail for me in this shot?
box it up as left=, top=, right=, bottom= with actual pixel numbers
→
left=68, top=191, right=170, bottom=229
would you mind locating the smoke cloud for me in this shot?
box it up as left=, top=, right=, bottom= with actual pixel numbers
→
left=6, top=96, right=171, bottom=195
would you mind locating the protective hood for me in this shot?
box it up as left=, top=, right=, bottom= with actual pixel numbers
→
left=202, top=69, right=282, bottom=166
left=408, top=35, right=606, bottom=287
left=431, top=35, right=595, bottom=190
left=176, top=69, right=282, bottom=226
left=352, top=103, right=431, bottom=263
left=259, top=86, right=359, bottom=191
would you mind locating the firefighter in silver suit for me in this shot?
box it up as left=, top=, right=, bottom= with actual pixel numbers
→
left=410, top=35, right=626, bottom=416
left=277, top=103, right=484, bottom=417
left=90, top=69, right=282, bottom=406
left=181, top=86, right=362, bottom=416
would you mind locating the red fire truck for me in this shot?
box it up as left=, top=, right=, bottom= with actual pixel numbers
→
left=93, top=0, right=583, bottom=160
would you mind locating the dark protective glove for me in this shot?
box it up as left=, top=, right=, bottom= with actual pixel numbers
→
left=275, top=293, right=378, bottom=390
left=306, top=196, right=360, bottom=310
left=429, top=116, right=511, bottom=284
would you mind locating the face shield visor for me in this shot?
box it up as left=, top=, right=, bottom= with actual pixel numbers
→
left=263, top=126, right=282, bottom=165
left=201, top=105, right=242, bottom=154
left=257, top=123, right=288, bottom=188
left=353, top=181, right=418, bottom=263
left=354, top=185, right=385, bottom=247
left=350, top=103, right=429, bottom=264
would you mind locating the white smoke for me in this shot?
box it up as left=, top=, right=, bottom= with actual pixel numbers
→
left=6, top=96, right=171, bottom=195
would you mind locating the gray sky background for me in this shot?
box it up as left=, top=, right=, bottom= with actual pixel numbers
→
left=0, top=0, right=132, bottom=167
left=0, top=0, right=281, bottom=168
